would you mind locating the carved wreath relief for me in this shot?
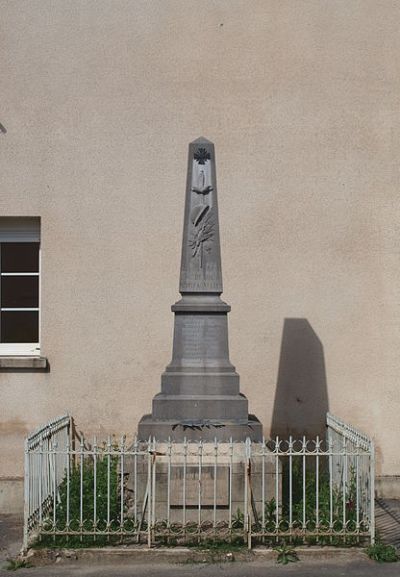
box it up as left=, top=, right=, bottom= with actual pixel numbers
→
left=189, top=148, right=215, bottom=268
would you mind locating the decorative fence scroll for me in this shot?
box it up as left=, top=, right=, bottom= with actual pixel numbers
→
left=23, top=414, right=374, bottom=550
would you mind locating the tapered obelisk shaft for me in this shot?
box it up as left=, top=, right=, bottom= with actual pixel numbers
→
left=137, top=138, right=262, bottom=441
left=179, top=137, right=222, bottom=293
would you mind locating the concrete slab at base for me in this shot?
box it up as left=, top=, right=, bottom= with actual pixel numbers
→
left=23, top=546, right=369, bottom=567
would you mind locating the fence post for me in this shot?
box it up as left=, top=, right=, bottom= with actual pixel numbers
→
left=245, top=437, right=252, bottom=550
left=147, top=438, right=152, bottom=548
left=23, top=438, right=29, bottom=551
left=370, top=439, right=375, bottom=545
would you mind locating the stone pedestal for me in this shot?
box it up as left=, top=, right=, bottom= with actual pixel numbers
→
left=125, top=442, right=281, bottom=525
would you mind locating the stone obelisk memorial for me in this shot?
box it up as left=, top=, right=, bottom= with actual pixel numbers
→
left=138, top=137, right=262, bottom=442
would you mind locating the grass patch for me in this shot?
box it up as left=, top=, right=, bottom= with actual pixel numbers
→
left=5, top=558, right=33, bottom=571
left=366, top=541, right=398, bottom=563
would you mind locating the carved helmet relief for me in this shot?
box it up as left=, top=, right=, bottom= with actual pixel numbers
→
left=189, top=147, right=215, bottom=267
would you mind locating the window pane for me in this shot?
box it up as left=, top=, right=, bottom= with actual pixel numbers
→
left=1, top=276, right=39, bottom=308
left=1, top=243, right=39, bottom=272
left=1, top=311, right=39, bottom=343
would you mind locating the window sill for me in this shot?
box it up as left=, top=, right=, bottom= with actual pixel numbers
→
left=0, top=356, right=48, bottom=369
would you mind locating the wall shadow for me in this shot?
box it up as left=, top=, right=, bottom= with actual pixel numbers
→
left=271, top=318, right=329, bottom=440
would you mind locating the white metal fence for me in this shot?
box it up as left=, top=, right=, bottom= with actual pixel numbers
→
left=326, top=412, right=375, bottom=541
left=24, top=414, right=71, bottom=550
left=24, top=414, right=374, bottom=549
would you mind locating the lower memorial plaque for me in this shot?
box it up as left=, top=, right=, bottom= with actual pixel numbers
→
left=170, top=465, right=229, bottom=508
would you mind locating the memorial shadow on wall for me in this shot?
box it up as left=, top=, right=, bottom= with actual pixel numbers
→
left=271, top=318, right=329, bottom=440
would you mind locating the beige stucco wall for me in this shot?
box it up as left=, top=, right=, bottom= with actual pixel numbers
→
left=1, top=0, right=399, bottom=505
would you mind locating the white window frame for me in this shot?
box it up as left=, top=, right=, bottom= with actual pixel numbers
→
left=0, top=218, right=41, bottom=356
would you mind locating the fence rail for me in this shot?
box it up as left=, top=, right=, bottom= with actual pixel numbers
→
left=24, top=414, right=374, bottom=549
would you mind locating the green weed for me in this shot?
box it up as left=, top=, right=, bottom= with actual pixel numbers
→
left=5, top=558, right=32, bottom=571
left=366, top=541, right=398, bottom=563
left=274, top=542, right=298, bottom=565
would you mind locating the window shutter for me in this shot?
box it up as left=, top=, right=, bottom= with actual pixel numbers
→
left=0, top=217, right=40, bottom=242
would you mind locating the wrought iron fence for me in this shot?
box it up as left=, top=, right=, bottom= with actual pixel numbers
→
left=326, top=412, right=375, bottom=542
left=24, top=414, right=71, bottom=550
left=24, top=414, right=374, bottom=549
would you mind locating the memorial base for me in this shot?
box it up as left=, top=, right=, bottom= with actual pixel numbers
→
left=124, top=441, right=281, bottom=525
left=138, top=413, right=263, bottom=442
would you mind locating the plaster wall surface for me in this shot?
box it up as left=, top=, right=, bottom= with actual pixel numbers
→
left=1, top=0, right=399, bottom=504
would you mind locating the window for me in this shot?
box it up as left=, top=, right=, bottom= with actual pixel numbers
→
left=0, top=218, right=40, bottom=356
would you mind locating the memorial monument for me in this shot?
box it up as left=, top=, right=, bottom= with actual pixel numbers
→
left=138, top=137, right=263, bottom=442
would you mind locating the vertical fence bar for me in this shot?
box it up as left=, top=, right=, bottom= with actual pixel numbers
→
left=66, top=434, right=70, bottom=541
left=198, top=440, right=203, bottom=537
left=107, top=436, right=111, bottom=538
left=32, top=447, right=35, bottom=523
left=52, top=440, right=57, bottom=541
left=303, top=436, right=307, bottom=531
left=275, top=436, right=279, bottom=540
left=30, top=440, right=35, bottom=533
left=261, top=437, right=265, bottom=533
left=33, top=448, right=36, bottom=526
left=247, top=438, right=252, bottom=550
left=133, top=437, right=138, bottom=530
left=39, top=437, right=43, bottom=532
left=228, top=438, right=233, bottom=532
left=44, top=437, right=49, bottom=514
left=213, top=438, right=218, bottom=529
left=342, top=436, right=347, bottom=537
left=23, top=439, right=29, bottom=551
left=151, top=438, right=156, bottom=536
left=316, top=436, right=319, bottom=537
left=289, top=436, right=293, bottom=534
left=244, top=438, right=249, bottom=542
left=328, top=436, right=333, bottom=540
left=182, top=438, right=187, bottom=529
left=167, top=438, right=171, bottom=529
left=147, top=438, right=152, bottom=548
left=93, top=436, right=97, bottom=541
left=370, top=440, right=375, bottom=544
left=302, top=436, right=306, bottom=532
left=30, top=445, right=34, bottom=529
left=120, top=435, right=125, bottom=540
left=355, top=440, right=360, bottom=535
left=36, top=442, right=39, bottom=519
left=79, top=436, right=84, bottom=541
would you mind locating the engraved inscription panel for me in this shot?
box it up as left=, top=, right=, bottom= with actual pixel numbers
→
left=181, top=262, right=221, bottom=292
left=178, top=316, right=226, bottom=360
left=170, top=465, right=229, bottom=507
